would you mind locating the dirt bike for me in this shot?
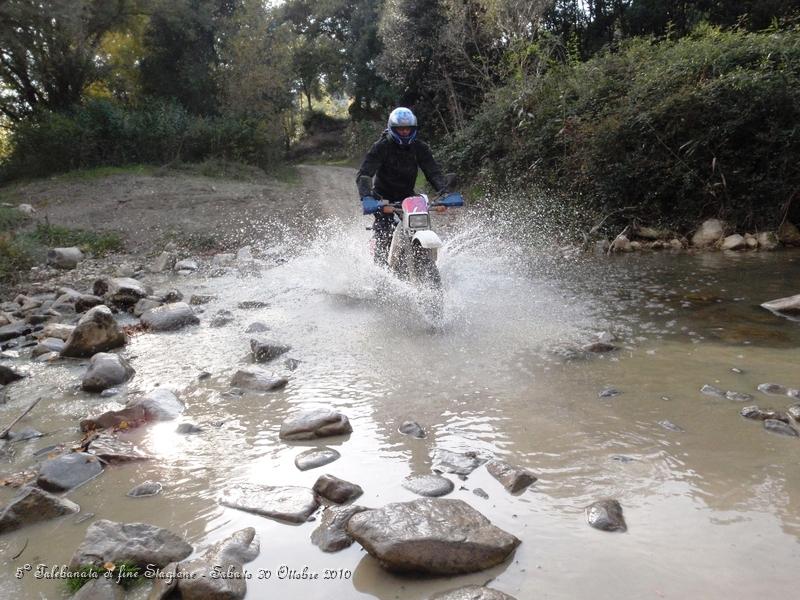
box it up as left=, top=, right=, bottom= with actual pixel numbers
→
left=359, top=174, right=464, bottom=295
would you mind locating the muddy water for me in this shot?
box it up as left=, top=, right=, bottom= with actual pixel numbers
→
left=1, top=198, right=800, bottom=599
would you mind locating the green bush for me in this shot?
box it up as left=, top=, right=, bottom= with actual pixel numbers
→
left=0, top=99, right=286, bottom=181
left=445, top=25, right=800, bottom=232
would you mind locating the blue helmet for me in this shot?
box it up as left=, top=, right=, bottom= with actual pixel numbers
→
left=387, top=107, right=418, bottom=145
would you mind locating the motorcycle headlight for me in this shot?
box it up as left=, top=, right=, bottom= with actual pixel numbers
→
left=408, top=214, right=429, bottom=229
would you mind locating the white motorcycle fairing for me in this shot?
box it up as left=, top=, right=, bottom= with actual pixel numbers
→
left=412, top=230, right=443, bottom=249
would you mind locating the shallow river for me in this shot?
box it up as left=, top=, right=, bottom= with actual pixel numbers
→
left=1, top=197, right=799, bottom=599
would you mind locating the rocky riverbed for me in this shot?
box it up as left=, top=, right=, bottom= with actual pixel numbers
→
left=1, top=166, right=799, bottom=599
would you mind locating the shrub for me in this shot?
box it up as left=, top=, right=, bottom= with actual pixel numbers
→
left=445, top=26, right=800, bottom=232
left=0, top=99, right=286, bottom=181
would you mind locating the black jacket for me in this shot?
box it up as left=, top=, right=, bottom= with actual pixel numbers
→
left=356, top=131, right=446, bottom=202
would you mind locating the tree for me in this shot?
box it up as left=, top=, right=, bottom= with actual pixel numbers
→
left=138, top=0, right=236, bottom=115
left=0, top=0, right=134, bottom=121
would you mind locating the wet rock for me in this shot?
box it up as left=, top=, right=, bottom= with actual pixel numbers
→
left=81, top=405, right=146, bottom=432
left=221, top=484, right=319, bottom=523
left=238, top=300, right=269, bottom=309
left=284, top=357, right=300, bottom=371
left=69, top=519, right=192, bottom=568
left=133, top=297, right=162, bottom=317
left=764, top=419, right=799, bottom=437
left=61, top=305, right=127, bottom=358
left=758, top=382, right=789, bottom=395
left=42, top=322, right=74, bottom=340
left=725, top=390, right=754, bottom=402
left=311, top=505, right=369, bottom=552
left=154, top=289, right=184, bottom=304
left=402, top=474, right=454, bottom=497
left=174, top=259, right=199, bottom=272
left=7, top=427, right=43, bottom=441
left=88, top=435, right=151, bottom=463
left=473, top=488, right=489, bottom=499
left=744, top=233, right=759, bottom=249
left=657, top=420, right=685, bottom=432
left=47, top=247, right=83, bottom=269
left=189, top=294, right=215, bottom=305
left=740, top=406, right=789, bottom=423
left=430, top=586, right=518, bottom=600
left=141, top=302, right=199, bottom=331
left=0, top=322, right=32, bottom=342
left=313, top=474, right=364, bottom=504
left=294, top=447, right=341, bottom=471
left=731, top=367, right=744, bottom=374
left=761, top=294, right=800, bottom=319
left=210, top=310, right=234, bottom=327
left=433, top=450, right=483, bottom=476
left=165, top=528, right=260, bottom=600
left=485, top=460, right=537, bottom=494
left=250, top=338, right=291, bottom=363
left=599, top=387, right=621, bottom=398
left=230, top=367, right=288, bottom=392
left=100, top=387, right=120, bottom=398
left=777, top=221, right=800, bottom=246
left=150, top=251, right=176, bottom=273
left=347, top=498, right=520, bottom=575
left=586, top=499, right=627, bottom=532
left=0, top=486, right=80, bottom=533
left=37, top=452, right=104, bottom=492
left=609, top=234, right=632, bottom=252
left=74, top=295, right=104, bottom=313
left=176, top=422, right=203, bottom=434
left=245, top=321, right=269, bottom=333
left=279, top=408, right=352, bottom=440
left=582, top=341, right=617, bottom=353
left=691, top=219, right=725, bottom=247
left=81, top=353, right=135, bottom=392
left=129, top=388, right=185, bottom=421
left=756, top=231, right=780, bottom=251
left=31, top=337, right=65, bottom=357
left=0, top=364, right=25, bottom=385
left=128, top=481, right=163, bottom=497
left=721, top=234, right=746, bottom=251
left=94, top=277, right=150, bottom=308
left=788, top=404, right=800, bottom=421
left=788, top=389, right=800, bottom=399
left=700, top=384, right=726, bottom=398
left=398, top=421, right=426, bottom=438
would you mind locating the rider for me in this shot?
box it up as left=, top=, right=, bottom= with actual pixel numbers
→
left=357, top=107, right=447, bottom=263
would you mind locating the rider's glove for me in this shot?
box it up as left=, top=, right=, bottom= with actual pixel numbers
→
left=361, top=196, right=381, bottom=215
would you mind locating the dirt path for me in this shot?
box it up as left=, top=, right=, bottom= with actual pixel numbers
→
left=5, top=164, right=358, bottom=255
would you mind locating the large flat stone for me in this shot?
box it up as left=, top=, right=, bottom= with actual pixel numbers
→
left=485, top=460, right=537, bottom=494
left=70, top=520, right=192, bottom=568
left=347, top=498, right=520, bottom=575
left=220, top=484, right=319, bottom=523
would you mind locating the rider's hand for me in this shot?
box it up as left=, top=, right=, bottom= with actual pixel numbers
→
left=435, top=205, right=447, bottom=214
left=381, top=205, right=395, bottom=214
left=361, top=196, right=381, bottom=215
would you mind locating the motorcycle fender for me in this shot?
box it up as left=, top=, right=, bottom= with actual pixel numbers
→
left=413, top=230, right=443, bottom=249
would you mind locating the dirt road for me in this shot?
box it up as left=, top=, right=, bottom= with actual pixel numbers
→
left=4, top=164, right=358, bottom=254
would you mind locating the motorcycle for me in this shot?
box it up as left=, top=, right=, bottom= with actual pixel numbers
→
left=359, top=174, right=464, bottom=295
